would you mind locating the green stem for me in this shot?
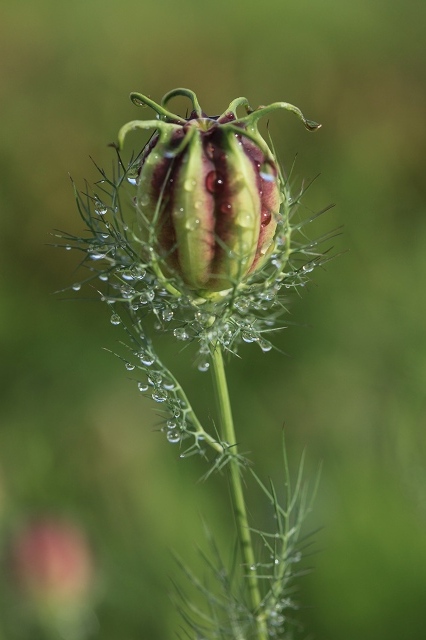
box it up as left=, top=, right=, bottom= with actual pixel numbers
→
left=210, top=346, right=268, bottom=640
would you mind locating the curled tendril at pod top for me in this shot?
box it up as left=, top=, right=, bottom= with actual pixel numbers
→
left=118, top=88, right=321, bottom=298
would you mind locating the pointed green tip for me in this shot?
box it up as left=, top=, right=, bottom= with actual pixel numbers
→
left=305, top=120, right=322, bottom=131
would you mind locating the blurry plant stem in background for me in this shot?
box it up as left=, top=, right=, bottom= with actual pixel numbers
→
left=211, top=346, right=268, bottom=640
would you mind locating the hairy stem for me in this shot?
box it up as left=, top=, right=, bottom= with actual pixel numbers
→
left=210, top=346, right=268, bottom=640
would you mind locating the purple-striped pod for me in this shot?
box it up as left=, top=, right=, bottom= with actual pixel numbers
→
left=118, top=89, right=320, bottom=295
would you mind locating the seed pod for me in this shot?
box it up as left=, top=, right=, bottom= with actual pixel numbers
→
left=119, top=89, right=320, bottom=295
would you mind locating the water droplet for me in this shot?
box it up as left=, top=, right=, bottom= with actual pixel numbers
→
left=205, top=141, right=215, bottom=159
left=161, top=308, right=173, bottom=322
left=65, top=245, right=72, bottom=251
left=110, top=314, right=121, bottom=325
left=120, top=286, right=134, bottom=299
left=173, top=327, right=190, bottom=341
left=249, top=564, right=257, bottom=571
left=163, top=380, right=175, bottom=391
left=137, top=382, right=148, bottom=392
left=205, top=170, right=217, bottom=193
left=261, top=211, right=272, bottom=227
left=302, top=263, right=315, bottom=273
left=139, top=352, right=155, bottom=366
left=99, top=273, right=109, bottom=282
left=89, top=252, right=106, bottom=261
left=183, top=178, right=196, bottom=191
left=126, top=164, right=140, bottom=185
left=139, top=192, right=150, bottom=207
left=242, top=330, right=258, bottom=343
left=185, top=217, right=200, bottom=231
left=197, top=360, right=210, bottom=372
left=167, top=419, right=176, bottom=430
left=234, top=298, right=249, bottom=313
left=121, top=270, right=135, bottom=281
left=139, top=289, right=155, bottom=304
left=167, top=430, right=180, bottom=443
left=147, top=372, right=162, bottom=386
left=237, top=212, right=252, bottom=228
left=125, top=362, right=135, bottom=371
left=72, top=283, right=81, bottom=291
left=152, top=389, right=168, bottom=403
left=259, top=161, right=276, bottom=182
left=220, top=202, right=232, bottom=214
left=259, top=338, right=273, bottom=352
left=94, top=200, right=107, bottom=216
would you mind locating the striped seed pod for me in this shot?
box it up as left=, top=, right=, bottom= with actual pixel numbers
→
left=119, top=89, right=320, bottom=294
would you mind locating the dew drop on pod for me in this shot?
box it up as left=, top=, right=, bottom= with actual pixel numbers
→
left=118, top=88, right=320, bottom=296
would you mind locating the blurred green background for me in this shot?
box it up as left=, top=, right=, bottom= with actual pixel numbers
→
left=1, top=0, right=426, bottom=638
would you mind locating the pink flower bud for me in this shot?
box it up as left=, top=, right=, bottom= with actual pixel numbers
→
left=11, top=519, right=93, bottom=607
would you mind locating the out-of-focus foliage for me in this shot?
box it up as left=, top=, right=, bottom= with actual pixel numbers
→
left=1, top=0, right=425, bottom=638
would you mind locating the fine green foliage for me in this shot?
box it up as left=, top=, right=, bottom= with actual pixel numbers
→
left=172, top=442, right=319, bottom=640
left=52, top=139, right=336, bottom=466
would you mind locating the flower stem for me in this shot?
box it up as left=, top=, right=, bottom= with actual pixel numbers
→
left=210, top=346, right=268, bottom=640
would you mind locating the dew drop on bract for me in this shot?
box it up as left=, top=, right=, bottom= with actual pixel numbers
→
left=137, top=382, right=148, bottom=392
left=167, top=419, right=176, bottom=430
left=72, top=283, right=81, bottom=291
left=126, top=165, right=139, bottom=185
left=173, top=327, right=190, bottom=341
left=258, top=338, right=272, bottom=352
left=125, top=362, right=135, bottom=371
left=139, top=289, right=155, bottom=304
left=152, top=389, right=168, bottom=403
left=198, top=361, right=210, bottom=372
left=65, top=245, right=72, bottom=251
left=161, top=308, right=173, bottom=322
left=242, top=330, right=257, bottom=343
left=167, top=430, right=180, bottom=444
left=140, top=352, right=155, bottom=366
left=99, top=274, right=109, bottom=282
left=110, top=314, right=121, bottom=325
left=95, top=201, right=108, bottom=216
left=148, top=372, right=162, bottom=386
